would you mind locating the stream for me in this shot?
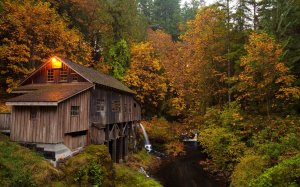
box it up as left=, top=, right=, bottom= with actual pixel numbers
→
left=153, top=141, right=226, bottom=187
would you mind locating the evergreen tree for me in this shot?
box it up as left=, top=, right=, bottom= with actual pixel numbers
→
left=138, top=0, right=154, bottom=23
left=181, top=0, right=203, bottom=23
left=153, top=0, right=181, bottom=39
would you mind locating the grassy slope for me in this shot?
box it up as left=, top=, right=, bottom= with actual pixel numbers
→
left=0, top=133, right=61, bottom=186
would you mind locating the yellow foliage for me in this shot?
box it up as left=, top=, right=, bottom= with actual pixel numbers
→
left=124, top=42, right=167, bottom=108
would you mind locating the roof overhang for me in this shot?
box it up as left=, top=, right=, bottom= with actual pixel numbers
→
left=6, top=102, right=58, bottom=106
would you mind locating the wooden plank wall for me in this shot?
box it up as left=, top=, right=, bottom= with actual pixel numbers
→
left=58, top=90, right=90, bottom=134
left=0, top=113, right=11, bottom=130
left=10, top=106, right=60, bottom=143
left=64, top=134, right=87, bottom=150
left=90, top=87, right=141, bottom=125
left=90, top=126, right=106, bottom=144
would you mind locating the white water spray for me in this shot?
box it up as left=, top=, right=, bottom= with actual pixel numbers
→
left=139, top=123, right=152, bottom=152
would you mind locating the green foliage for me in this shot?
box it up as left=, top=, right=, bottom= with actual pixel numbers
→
left=231, top=154, right=269, bottom=187
left=114, top=164, right=162, bottom=187
left=199, top=126, right=246, bottom=171
left=250, top=154, right=300, bottom=187
left=153, top=0, right=181, bottom=39
left=108, top=39, right=130, bottom=80
left=73, top=161, right=103, bottom=186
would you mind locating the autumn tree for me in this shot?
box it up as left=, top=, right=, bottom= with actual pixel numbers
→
left=147, top=29, right=186, bottom=117
left=181, top=7, right=228, bottom=114
left=0, top=0, right=92, bottom=93
left=124, top=42, right=167, bottom=117
left=234, top=32, right=300, bottom=115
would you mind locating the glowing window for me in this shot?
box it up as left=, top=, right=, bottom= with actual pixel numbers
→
left=51, top=57, right=62, bottom=69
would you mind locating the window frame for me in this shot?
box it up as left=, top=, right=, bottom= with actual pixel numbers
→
left=47, top=69, right=54, bottom=82
left=71, top=106, right=80, bottom=116
left=111, top=100, right=121, bottom=112
left=96, top=99, right=105, bottom=112
left=59, top=69, right=68, bottom=82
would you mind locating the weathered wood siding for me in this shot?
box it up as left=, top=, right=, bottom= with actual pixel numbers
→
left=58, top=90, right=90, bottom=133
left=0, top=113, right=11, bottom=130
left=90, top=87, right=141, bottom=125
left=10, top=106, right=61, bottom=143
left=90, top=126, right=106, bottom=144
left=64, top=134, right=87, bottom=150
left=22, top=63, right=87, bottom=85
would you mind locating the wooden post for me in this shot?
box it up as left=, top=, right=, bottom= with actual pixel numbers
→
left=119, top=137, right=123, bottom=163
left=112, top=138, right=117, bottom=162
left=124, top=135, right=128, bottom=161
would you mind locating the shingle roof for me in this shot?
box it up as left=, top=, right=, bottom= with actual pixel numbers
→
left=12, top=84, right=52, bottom=93
left=7, top=83, right=93, bottom=103
left=56, top=56, right=134, bottom=94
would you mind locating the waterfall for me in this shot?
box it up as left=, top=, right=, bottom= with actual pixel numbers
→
left=139, top=123, right=152, bottom=152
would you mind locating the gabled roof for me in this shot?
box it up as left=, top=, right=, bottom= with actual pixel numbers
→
left=57, top=57, right=134, bottom=94
left=6, top=83, right=93, bottom=106
left=20, top=56, right=134, bottom=94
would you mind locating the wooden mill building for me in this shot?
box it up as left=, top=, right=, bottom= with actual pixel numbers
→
left=5, top=56, right=141, bottom=164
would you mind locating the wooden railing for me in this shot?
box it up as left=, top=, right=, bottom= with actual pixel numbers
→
left=0, top=113, right=11, bottom=130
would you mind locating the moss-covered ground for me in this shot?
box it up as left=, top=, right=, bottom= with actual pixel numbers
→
left=0, top=133, right=162, bottom=186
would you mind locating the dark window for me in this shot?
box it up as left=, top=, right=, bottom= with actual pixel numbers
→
left=112, top=100, right=120, bottom=112
left=60, top=69, right=68, bottom=82
left=30, top=107, right=37, bottom=120
left=71, top=106, right=80, bottom=116
left=96, top=99, right=105, bottom=112
left=47, top=69, right=54, bottom=82
left=72, top=74, right=78, bottom=81
left=134, top=103, right=137, bottom=108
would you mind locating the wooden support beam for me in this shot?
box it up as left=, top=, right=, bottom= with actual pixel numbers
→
left=119, top=137, right=124, bottom=163
left=124, top=136, right=128, bottom=161
left=112, top=138, right=117, bottom=162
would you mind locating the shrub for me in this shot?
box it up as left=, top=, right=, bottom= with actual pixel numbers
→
left=60, top=144, right=114, bottom=186
left=231, top=154, right=269, bottom=187
left=250, top=154, right=300, bottom=187
left=165, top=141, right=185, bottom=157
left=199, top=126, right=246, bottom=171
